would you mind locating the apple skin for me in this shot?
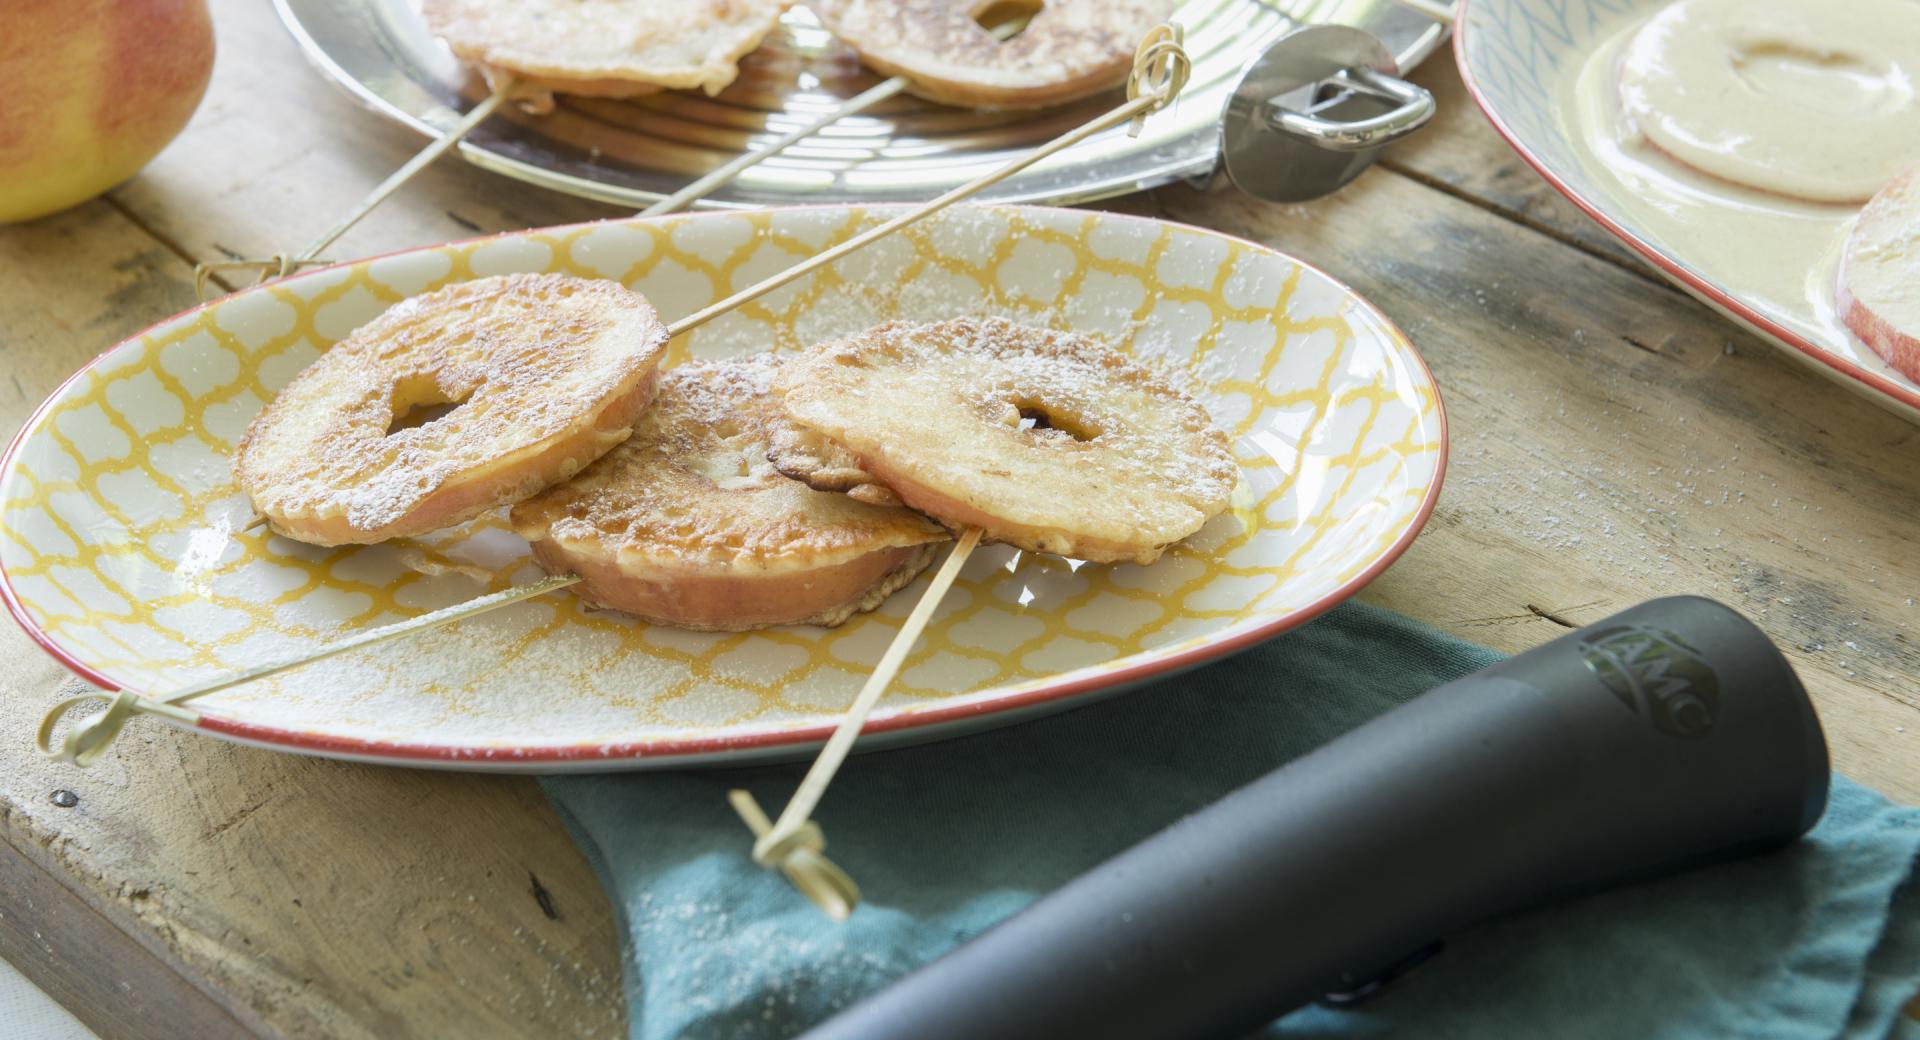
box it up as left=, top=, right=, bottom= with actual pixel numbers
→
left=0, top=0, right=214, bottom=223
left=1836, top=165, right=1920, bottom=386
left=1838, top=283, right=1920, bottom=386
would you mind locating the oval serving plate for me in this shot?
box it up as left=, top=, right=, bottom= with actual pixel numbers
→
left=1456, top=0, right=1920, bottom=422
left=273, top=0, right=1451, bottom=209
left=0, top=206, right=1445, bottom=771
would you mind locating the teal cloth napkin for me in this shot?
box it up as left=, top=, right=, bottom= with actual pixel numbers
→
left=541, top=602, right=1920, bottom=1039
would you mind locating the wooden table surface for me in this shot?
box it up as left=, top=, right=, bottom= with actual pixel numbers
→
left=3, top=5, right=1916, bottom=1038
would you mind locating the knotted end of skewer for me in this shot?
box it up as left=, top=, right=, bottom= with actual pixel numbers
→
left=1126, top=23, right=1191, bottom=137
left=190, top=81, right=517, bottom=302
left=193, top=255, right=333, bottom=299
left=722, top=529, right=983, bottom=920
left=34, top=575, right=582, bottom=769
left=37, top=689, right=193, bottom=767
left=729, top=789, right=861, bottom=921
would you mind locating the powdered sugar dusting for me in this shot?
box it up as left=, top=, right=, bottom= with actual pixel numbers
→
left=780, top=315, right=1238, bottom=562
left=8, top=205, right=1441, bottom=761
left=235, top=273, right=667, bottom=540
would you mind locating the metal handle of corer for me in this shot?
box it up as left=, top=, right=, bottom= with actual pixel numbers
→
left=1268, top=66, right=1435, bottom=152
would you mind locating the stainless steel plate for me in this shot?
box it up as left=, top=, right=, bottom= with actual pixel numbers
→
left=273, top=0, right=1447, bottom=209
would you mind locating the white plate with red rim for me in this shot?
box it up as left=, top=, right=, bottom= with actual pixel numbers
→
left=1455, top=0, right=1920, bottom=423
left=0, top=205, right=1445, bottom=771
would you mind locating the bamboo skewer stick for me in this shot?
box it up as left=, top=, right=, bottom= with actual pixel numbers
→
left=726, top=28, right=1192, bottom=918
left=194, top=83, right=518, bottom=297
left=38, top=575, right=579, bottom=766
left=196, top=66, right=901, bottom=297
left=41, top=26, right=1190, bottom=783
left=729, top=527, right=983, bottom=920
left=635, top=18, right=1031, bottom=219
left=638, top=77, right=911, bottom=219
left=195, top=16, right=1027, bottom=294
left=667, top=35, right=1189, bottom=339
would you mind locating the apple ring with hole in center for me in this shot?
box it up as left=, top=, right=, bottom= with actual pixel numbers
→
left=510, top=354, right=949, bottom=631
left=811, top=0, right=1175, bottom=109
left=1615, top=0, right=1920, bottom=204
left=235, top=273, right=668, bottom=546
left=774, top=316, right=1237, bottom=565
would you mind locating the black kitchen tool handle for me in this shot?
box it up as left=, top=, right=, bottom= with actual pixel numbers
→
left=801, top=596, right=1828, bottom=1040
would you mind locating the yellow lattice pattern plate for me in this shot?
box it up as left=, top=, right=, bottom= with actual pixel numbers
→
left=0, top=206, right=1444, bottom=769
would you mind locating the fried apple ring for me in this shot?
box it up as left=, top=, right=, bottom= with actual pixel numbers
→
left=510, top=354, right=948, bottom=631
left=235, top=273, right=667, bottom=547
left=421, top=0, right=791, bottom=110
left=812, top=0, right=1174, bottom=109
left=776, top=317, right=1237, bottom=565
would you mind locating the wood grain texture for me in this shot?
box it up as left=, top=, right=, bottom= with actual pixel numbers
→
left=108, top=0, right=620, bottom=278
left=1385, top=58, right=1654, bottom=275
left=0, top=1, right=1913, bottom=1036
left=0, top=827, right=254, bottom=1040
left=0, top=687, right=625, bottom=1040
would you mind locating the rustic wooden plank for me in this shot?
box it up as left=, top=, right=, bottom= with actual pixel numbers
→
left=0, top=827, right=254, bottom=1040
left=1384, top=55, right=1655, bottom=276
left=0, top=733, right=625, bottom=1040
left=107, top=0, right=621, bottom=275
left=1146, top=173, right=1920, bottom=801
left=0, top=203, right=200, bottom=410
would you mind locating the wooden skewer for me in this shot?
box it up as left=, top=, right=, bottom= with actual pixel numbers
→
left=194, top=81, right=519, bottom=298
left=720, top=27, right=1191, bottom=919
left=638, top=77, right=912, bottom=219
left=41, top=25, right=1190, bottom=775
left=200, top=62, right=906, bottom=295
left=729, top=527, right=983, bottom=919
left=665, top=35, right=1188, bottom=340
left=37, top=575, right=579, bottom=766
left=636, top=17, right=1031, bottom=219
left=200, top=12, right=1025, bottom=293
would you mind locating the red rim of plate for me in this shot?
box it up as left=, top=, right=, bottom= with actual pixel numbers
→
left=0, top=205, right=1449, bottom=765
left=1450, top=0, right=1920, bottom=415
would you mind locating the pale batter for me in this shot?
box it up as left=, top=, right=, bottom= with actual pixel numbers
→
left=1565, top=4, right=1919, bottom=391
left=1616, top=0, right=1920, bottom=204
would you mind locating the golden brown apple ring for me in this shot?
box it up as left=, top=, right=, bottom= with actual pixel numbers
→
left=510, top=354, right=948, bottom=630
left=811, top=0, right=1175, bottom=109
left=420, top=0, right=791, bottom=110
left=775, top=316, right=1237, bottom=565
left=235, top=273, right=667, bottom=546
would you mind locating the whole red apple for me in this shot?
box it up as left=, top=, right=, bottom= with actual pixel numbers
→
left=0, top=0, right=214, bottom=223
